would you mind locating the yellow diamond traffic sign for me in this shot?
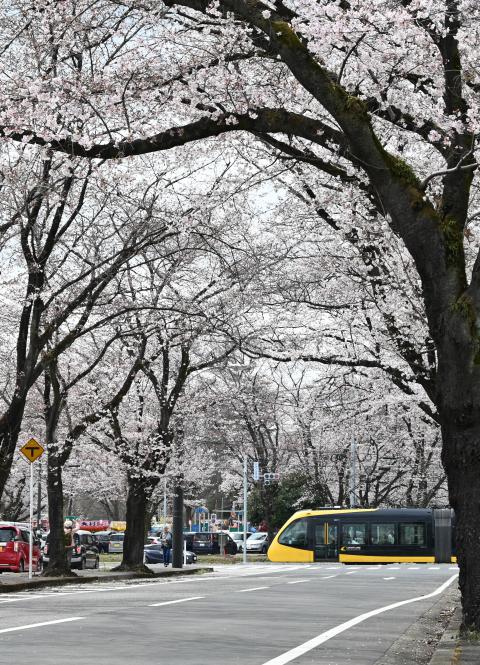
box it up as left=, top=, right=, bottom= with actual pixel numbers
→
left=19, top=438, right=45, bottom=463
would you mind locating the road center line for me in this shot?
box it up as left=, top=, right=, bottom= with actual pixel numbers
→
left=383, top=577, right=395, bottom=580
left=260, top=573, right=458, bottom=665
left=0, top=617, right=83, bottom=634
left=287, top=580, right=309, bottom=585
left=149, top=596, right=204, bottom=607
left=235, top=586, right=270, bottom=593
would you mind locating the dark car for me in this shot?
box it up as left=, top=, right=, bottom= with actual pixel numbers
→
left=143, top=543, right=197, bottom=565
left=43, top=530, right=100, bottom=570
left=184, top=531, right=238, bottom=555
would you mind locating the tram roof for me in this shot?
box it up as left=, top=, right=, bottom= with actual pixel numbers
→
left=291, top=507, right=436, bottom=519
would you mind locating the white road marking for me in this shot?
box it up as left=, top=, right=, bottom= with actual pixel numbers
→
left=0, top=617, right=83, bottom=634
left=408, top=567, right=420, bottom=570
left=368, top=566, right=381, bottom=570
left=0, top=577, right=214, bottom=605
left=320, top=575, right=338, bottom=579
left=149, top=596, right=204, bottom=607
left=428, top=567, right=440, bottom=570
left=345, top=571, right=357, bottom=575
left=235, top=586, right=270, bottom=593
left=260, top=573, right=458, bottom=665
left=383, top=577, right=395, bottom=581
left=449, top=566, right=458, bottom=570
left=287, top=580, right=309, bottom=585
left=389, top=567, right=400, bottom=570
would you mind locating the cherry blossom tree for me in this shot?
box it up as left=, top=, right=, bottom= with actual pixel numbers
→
left=2, top=0, right=480, bottom=627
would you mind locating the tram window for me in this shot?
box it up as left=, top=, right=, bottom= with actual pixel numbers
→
left=278, top=519, right=308, bottom=548
left=371, top=523, right=396, bottom=545
left=399, top=523, right=425, bottom=546
left=315, top=523, right=325, bottom=545
left=342, top=523, right=367, bottom=545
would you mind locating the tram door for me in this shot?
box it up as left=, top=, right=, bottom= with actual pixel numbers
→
left=311, top=519, right=338, bottom=561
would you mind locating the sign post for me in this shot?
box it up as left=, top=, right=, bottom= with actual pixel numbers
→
left=19, top=438, right=45, bottom=579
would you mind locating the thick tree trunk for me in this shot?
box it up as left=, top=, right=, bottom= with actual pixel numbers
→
left=442, top=422, right=480, bottom=632
left=114, top=473, right=152, bottom=573
left=42, top=456, right=75, bottom=577
left=0, top=396, right=28, bottom=503
left=172, top=484, right=184, bottom=568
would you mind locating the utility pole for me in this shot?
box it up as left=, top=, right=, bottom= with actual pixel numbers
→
left=243, top=455, right=247, bottom=564
left=350, top=437, right=357, bottom=508
left=163, top=477, right=167, bottom=523
left=172, top=483, right=183, bottom=569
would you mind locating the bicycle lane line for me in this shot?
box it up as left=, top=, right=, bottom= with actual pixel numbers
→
left=260, top=573, right=458, bottom=665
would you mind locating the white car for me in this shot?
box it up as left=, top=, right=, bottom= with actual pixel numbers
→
left=227, top=532, right=252, bottom=553
left=245, top=532, right=269, bottom=553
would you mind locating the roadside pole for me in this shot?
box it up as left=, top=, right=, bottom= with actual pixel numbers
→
left=19, top=438, right=45, bottom=579
left=163, top=477, right=167, bottom=524
left=29, top=462, right=33, bottom=578
left=243, top=455, right=247, bottom=564
left=350, top=437, right=357, bottom=508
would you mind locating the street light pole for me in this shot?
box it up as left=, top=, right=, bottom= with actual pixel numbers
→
left=350, top=437, right=357, bottom=508
left=163, top=477, right=167, bottom=524
left=243, top=455, right=247, bottom=564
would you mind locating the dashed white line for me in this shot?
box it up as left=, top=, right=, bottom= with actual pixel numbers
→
left=149, top=596, right=204, bottom=607
left=235, top=586, right=270, bottom=593
left=383, top=577, right=395, bottom=581
left=287, top=580, right=309, bottom=585
left=408, top=567, right=420, bottom=570
left=320, top=575, right=338, bottom=579
left=428, top=567, right=440, bottom=570
left=0, top=617, right=83, bottom=635
left=260, top=573, right=458, bottom=665
left=345, top=571, right=358, bottom=575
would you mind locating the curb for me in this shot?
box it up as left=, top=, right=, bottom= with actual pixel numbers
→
left=428, top=606, right=461, bottom=664
left=0, top=566, right=213, bottom=593
left=428, top=606, right=480, bottom=664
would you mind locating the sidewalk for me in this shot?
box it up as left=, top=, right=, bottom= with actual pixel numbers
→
left=0, top=565, right=213, bottom=593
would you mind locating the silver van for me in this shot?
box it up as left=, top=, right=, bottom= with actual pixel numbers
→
left=108, top=532, right=125, bottom=553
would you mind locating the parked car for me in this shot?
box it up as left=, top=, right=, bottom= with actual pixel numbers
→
left=0, top=524, right=42, bottom=573
left=94, top=530, right=115, bottom=553
left=227, top=532, right=252, bottom=553
left=184, top=531, right=238, bottom=555
left=108, top=532, right=125, bottom=554
left=143, top=543, right=197, bottom=565
left=246, top=532, right=269, bottom=553
left=43, top=530, right=100, bottom=570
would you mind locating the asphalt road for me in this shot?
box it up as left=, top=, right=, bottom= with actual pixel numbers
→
left=0, top=563, right=458, bottom=665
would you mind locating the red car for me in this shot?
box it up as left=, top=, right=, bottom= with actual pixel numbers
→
left=0, top=524, right=41, bottom=573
